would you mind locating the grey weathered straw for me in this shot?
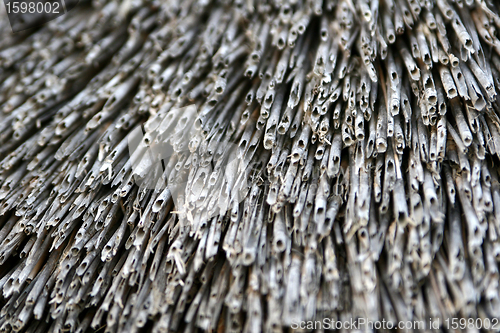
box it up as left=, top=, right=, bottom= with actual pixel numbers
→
left=1, top=0, right=500, bottom=332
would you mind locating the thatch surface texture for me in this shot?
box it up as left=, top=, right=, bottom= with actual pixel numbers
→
left=0, top=0, right=500, bottom=331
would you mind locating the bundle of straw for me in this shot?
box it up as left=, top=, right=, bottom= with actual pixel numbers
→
left=0, top=0, right=500, bottom=331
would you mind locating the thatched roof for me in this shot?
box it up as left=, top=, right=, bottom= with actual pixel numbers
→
left=0, top=0, right=500, bottom=331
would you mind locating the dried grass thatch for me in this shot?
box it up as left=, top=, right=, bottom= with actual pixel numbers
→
left=1, top=0, right=500, bottom=332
